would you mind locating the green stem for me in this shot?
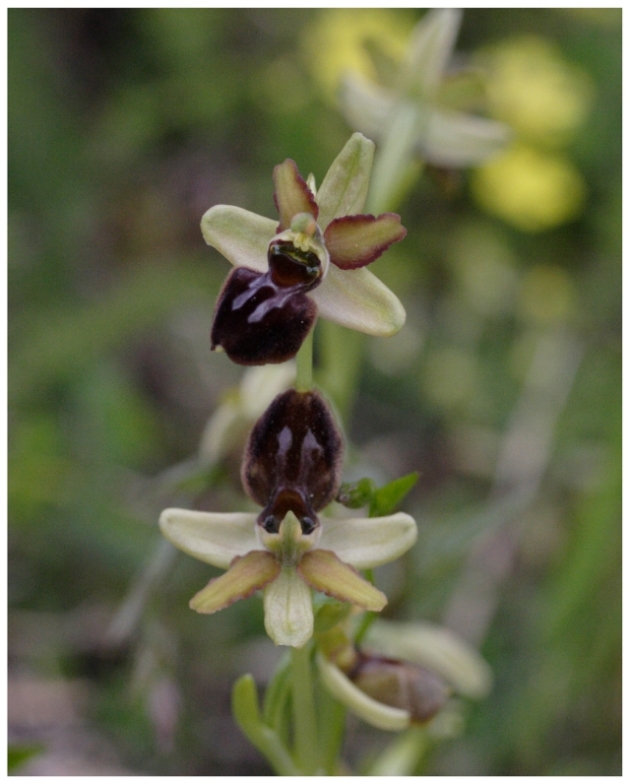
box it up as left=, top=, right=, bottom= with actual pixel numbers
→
left=316, top=321, right=363, bottom=422
left=291, top=643, right=319, bottom=774
left=317, top=685, right=347, bottom=775
left=295, top=325, right=314, bottom=392
left=367, top=726, right=428, bottom=776
left=232, top=675, right=300, bottom=776
left=354, top=610, right=377, bottom=646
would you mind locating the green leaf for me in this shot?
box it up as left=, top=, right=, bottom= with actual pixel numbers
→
left=232, top=674, right=263, bottom=730
left=336, top=477, right=377, bottom=509
left=370, top=472, right=419, bottom=517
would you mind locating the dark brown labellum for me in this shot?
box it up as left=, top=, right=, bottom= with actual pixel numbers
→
left=210, top=267, right=318, bottom=365
left=210, top=242, right=323, bottom=366
left=350, top=651, right=450, bottom=724
left=242, top=389, right=344, bottom=534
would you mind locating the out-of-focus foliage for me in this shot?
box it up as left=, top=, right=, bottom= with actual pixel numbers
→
left=8, top=8, right=620, bottom=775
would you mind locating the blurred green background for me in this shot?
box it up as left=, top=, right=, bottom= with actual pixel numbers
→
left=8, top=8, right=621, bottom=775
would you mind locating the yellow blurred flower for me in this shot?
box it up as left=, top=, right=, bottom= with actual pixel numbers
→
left=302, top=9, right=412, bottom=100
left=471, top=144, right=586, bottom=232
left=481, top=35, right=594, bottom=147
left=471, top=35, right=592, bottom=232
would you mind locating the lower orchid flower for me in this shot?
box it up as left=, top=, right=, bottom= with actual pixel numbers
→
left=160, top=506, right=416, bottom=649
left=160, top=387, right=417, bottom=648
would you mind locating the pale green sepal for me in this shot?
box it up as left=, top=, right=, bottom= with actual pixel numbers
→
left=424, top=109, right=511, bottom=167
left=199, top=363, right=295, bottom=465
left=159, top=509, right=260, bottom=570
left=190, top=550, right=280, bottom=614
left=312, top=264, right=406, bottom=337
left=200, top=204, right=276, bottom=273
left=316, top=653, right=410, bottom=732
left=264, top=567, right=314, bottom=648
left=366, top=620, right=493, bottom=699
left=239, top=362, right=296, bottom=420
left=316, top=132, right=375, bottom=230
left=317, top=512, right=417, bottom=570
left=198, top=400, right=244, bottom=466
left=404, top=9, right=462, bottom=99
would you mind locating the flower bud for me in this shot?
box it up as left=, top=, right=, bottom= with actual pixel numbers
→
left=350, top=651, right=450, bottom=725
left=242, top=389, right=343, bottom=534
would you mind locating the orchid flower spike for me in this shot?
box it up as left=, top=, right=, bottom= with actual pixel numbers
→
left=202, top=133, right=407, bottom=365
left=160, top=389, right=417, bottom=648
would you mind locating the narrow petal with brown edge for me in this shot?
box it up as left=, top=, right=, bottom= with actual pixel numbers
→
left=189, top=550, right=280, bottom=614
left=297, top=549, right=387, bottom=611
left=324, top=213, right=407, bottom=270
left=273, top=159, right=318, bottom=231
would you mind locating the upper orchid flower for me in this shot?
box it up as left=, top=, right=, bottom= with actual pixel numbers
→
left=339, top=9, right=511, bottom=212
left=203, top=133, right=407, bottom=365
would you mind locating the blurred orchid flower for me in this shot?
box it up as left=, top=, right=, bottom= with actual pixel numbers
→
left=202, top=133, right=407, bottom=365
left=339, top=9, right=511, bottom=212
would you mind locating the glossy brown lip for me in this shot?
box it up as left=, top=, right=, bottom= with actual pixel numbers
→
left=210, top=265, right=318, bottom=366
left=242, top=389, right=344, bottom=534
left=210, top=240, right=324, bottom=366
